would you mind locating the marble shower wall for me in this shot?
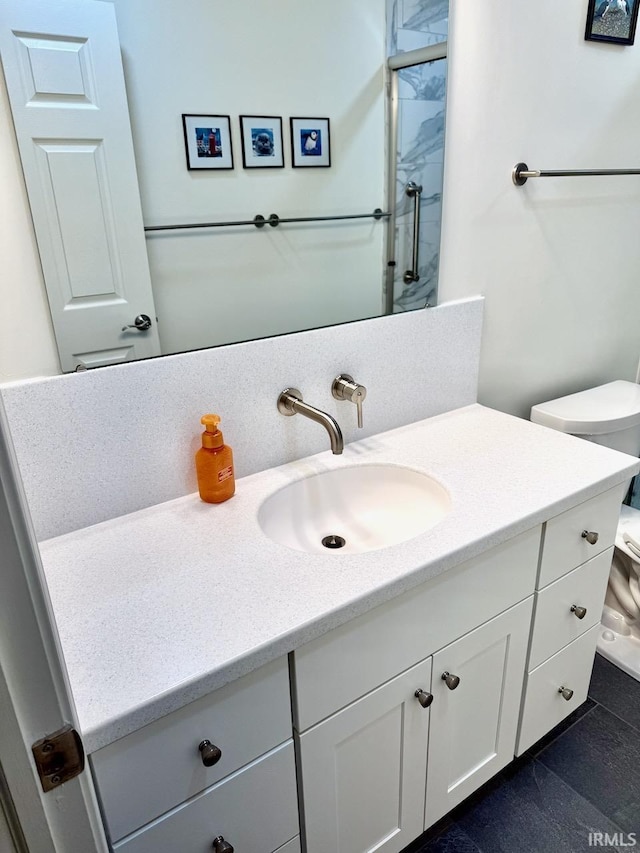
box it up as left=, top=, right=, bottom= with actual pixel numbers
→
left=387, top=0, right=448, bottom=312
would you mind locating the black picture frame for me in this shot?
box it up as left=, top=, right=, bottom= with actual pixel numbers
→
left=181, top=114, right=234, bottom=170
left=290, top=117, right=331, bottom=168
left=239, top=115, right=285, bottom=169
left=585, top=0, right=639, bottom=45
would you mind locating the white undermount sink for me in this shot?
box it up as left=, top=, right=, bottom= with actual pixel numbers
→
left=257, top=464, right=451, bottom=554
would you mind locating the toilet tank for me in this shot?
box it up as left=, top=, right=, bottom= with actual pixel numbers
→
left=530, top=380, right=640, bottom=456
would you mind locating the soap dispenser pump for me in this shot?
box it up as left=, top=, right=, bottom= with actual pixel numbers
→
left=195, top=414, right=235, bottom=503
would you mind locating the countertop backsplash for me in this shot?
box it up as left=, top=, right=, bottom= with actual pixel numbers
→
left=0, top=297, right=482, bottom=540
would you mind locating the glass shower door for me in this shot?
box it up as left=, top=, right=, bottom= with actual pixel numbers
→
left=386, top=0, right=448, bottom=314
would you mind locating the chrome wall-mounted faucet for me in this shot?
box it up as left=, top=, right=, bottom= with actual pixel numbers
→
left=277, top=388, right=344, bottom=455
left=332, top=374, right=367, bottom=428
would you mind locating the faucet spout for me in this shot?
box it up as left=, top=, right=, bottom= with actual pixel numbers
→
left=290, top=398, right=344, bottom=455
left=277, top=388, right=344, bottom=454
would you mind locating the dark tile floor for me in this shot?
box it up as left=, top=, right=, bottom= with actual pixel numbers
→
left=405, top=653, right=640, bottom=853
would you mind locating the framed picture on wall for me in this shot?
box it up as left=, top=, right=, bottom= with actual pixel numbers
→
left=182, top=114, right=234, bottom=170
left=239, top=115, right=284, bottom=168
left=585, top=0, right=639, bottom=45
left=290, top=117, right=331, bottom=168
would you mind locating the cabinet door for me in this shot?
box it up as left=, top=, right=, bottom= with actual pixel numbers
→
left=425, top=597, right=533, bottom=829
left=297, top=658, right=432, bottom=853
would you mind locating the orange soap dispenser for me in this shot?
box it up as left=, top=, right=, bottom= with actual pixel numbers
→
left=195, top=414, right=235, bottom=503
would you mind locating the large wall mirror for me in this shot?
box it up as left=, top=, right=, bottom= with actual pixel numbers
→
left=0, top=0, right=447, bottom=371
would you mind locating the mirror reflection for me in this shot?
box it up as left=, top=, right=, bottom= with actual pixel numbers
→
left=0, top=0, right=447, bottom=372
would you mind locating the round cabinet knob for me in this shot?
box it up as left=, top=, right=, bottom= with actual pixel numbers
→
left=571, top=604, right=587, bottom=620
left=212, top=837, right=234, bottom=853
left=581, top=530, right=599, bottom=545
left=414, top=688, right=434, bottom=708
left=198, top=740, right=222, bottom=767
left=558, top=686, right=574, bottom=701
left=441, top=671, right=461, bottom=690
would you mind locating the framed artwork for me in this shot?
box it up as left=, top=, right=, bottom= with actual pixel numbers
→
left=182, top=114, right=234, bottom=170
left=239, top=115, right=284, bottom=168
left=290, top=117, right=331, bottom=168
left=585, top=0, right=639, bottom=45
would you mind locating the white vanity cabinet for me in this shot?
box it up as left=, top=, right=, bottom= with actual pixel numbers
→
left=292, top=529, right=540, bottom=853
left=84, top=483, right=627, bottom=853
left=516, top=485, right=624, bottom=755
left=90, top=657, right=300, bottom=853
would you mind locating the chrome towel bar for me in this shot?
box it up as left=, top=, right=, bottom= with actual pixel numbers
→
left=513, top=162, right=640, bottom=186
left=144, top=209, right=389, bottom=232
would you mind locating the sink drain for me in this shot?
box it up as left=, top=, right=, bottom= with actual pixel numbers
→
left=322, top=534, right=346, bottom=549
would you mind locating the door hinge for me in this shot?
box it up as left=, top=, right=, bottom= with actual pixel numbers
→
left=32, top=725, right=85, bottom=792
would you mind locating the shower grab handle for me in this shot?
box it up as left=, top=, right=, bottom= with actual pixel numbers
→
left=403, top=182, right=422, bottom=284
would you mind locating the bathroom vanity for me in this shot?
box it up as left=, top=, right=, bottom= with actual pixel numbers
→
left=1, top=298, right=636, bottom=853
left=30, top=405, right=635, bottom=853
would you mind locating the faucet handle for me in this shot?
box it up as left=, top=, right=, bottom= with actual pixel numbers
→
left=332, top=374, right=367, bottom=428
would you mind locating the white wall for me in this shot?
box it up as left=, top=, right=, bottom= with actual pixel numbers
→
left=0, top=68, right=60, bottom=383
left=112, top=0, right=387, bottom=354
left=439, top=0, right=640, bottom=418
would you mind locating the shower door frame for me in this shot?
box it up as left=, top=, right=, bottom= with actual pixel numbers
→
left=385, top=42, right=448, bottom=315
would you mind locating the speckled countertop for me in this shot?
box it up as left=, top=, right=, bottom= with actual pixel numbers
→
left=37, top=404, right=639, bottom=753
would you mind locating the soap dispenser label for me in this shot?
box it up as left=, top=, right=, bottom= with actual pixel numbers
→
left=218, top=466, right=234, bottom=483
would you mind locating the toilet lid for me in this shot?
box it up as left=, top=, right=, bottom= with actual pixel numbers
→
left=530, top=380, right=640, bottom=435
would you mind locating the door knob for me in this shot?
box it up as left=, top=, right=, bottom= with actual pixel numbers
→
left=581, top=530, right=599, bottom=545
left=198, top=740, right=222, bottom=767
left=571, top=604, right=587, bottom=620
left=414, top=688, right=433, bottom=708
left=558, top=686, right=574, bottom=701
left=441, top=671, right=460, bottom=690
left=212, top=837, right=234, bottom=852
left=122, top=313, right=152, bottom=331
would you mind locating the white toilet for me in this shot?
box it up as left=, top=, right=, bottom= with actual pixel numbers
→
left=531, top=379, right=640, bottom=682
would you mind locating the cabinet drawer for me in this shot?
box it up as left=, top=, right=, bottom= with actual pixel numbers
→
left=113, top=741, right=299, bottom=853
left=538, top=486, right=623, bottom=588
left=516, top=624, right=599, bottom=756
left=92, top=657, right=291, bottom=841
left=529, top=548, right=612, bottom=669
left=292, top=526, right=540, bottom=731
